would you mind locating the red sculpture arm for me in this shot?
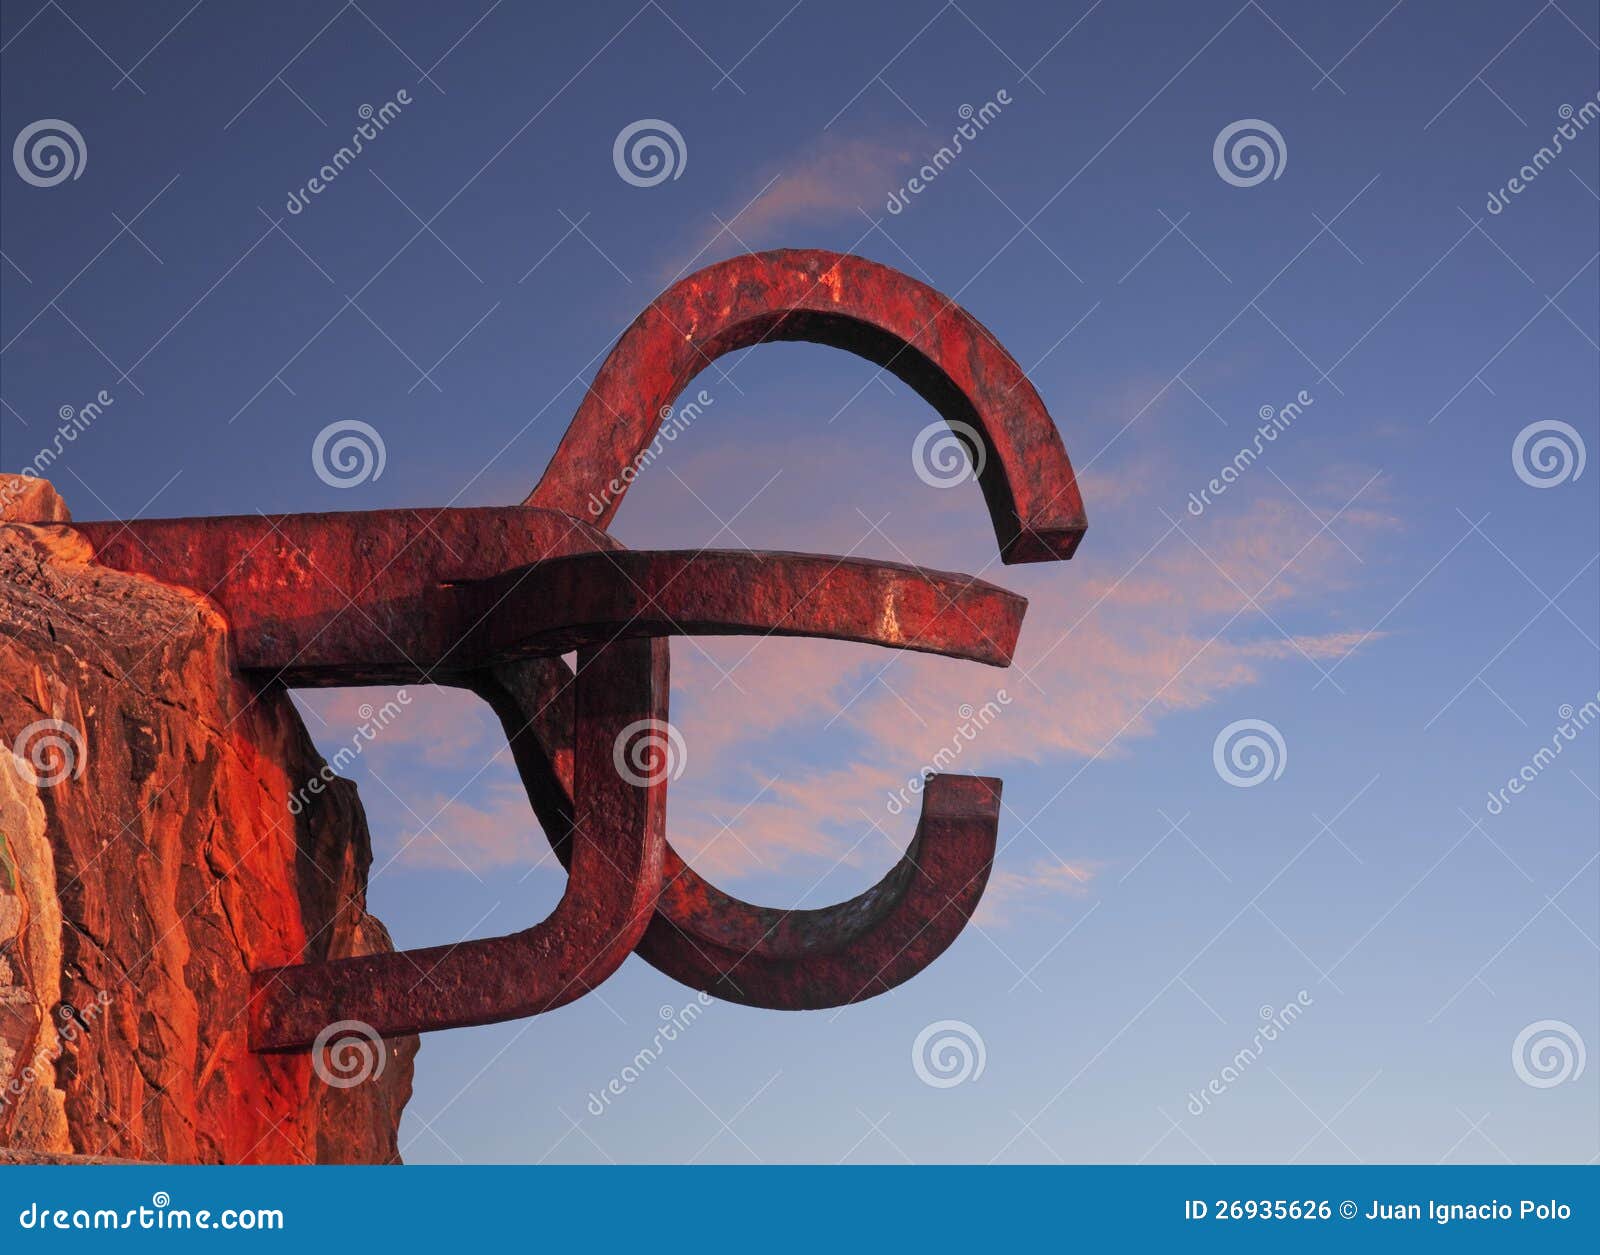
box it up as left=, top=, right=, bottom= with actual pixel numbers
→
left=480, top=648, right=1002, bottom=1012
left=251, top=636, right=669, bottom=1049
left=64, top=246, right=1085, bottom=1047
left=528, top=248, right=1087, bottom=564
left=461, top=549, right=1025, bottom=667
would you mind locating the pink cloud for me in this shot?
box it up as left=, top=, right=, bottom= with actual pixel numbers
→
left=391, top=780, right=550, bottom=872
left=650, top=471, right=1395, bottom=908
left=666, top=759, right=906, bottom=883
left=659, top=136, right=912, bottom=281
left=294, top=685, right=508, bottom=768
left=836, top=488, right=1393, bottom=767
left=972, top=859, right=1097, bottom=927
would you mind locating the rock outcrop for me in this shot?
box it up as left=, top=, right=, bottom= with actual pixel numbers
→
left=0, top=476, right=415, bottom=1163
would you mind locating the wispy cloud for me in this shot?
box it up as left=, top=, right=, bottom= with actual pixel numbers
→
left=835, top=490, right=1393, bottom=767
left=293, top=685, right=508, bottom=768
left=295, top=421, right=1395, bottom=925
left=659, top=464, right=1396, bottom=911
left=394, top=780, right=548, bottom=871
left=972, top=858, right=1096, bottom=926
left=666, top=760, right=904, bottom=881
left=661, top=135, right=912, bottom=280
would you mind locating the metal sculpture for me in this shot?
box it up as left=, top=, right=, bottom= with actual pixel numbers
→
left=70, top=249, right=1087, bottom=1050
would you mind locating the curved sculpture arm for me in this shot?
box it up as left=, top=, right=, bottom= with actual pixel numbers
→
left=249, top=637, right=668, bottom=1049
left=527, top=249, right=1087, bottom=564
left=75, top=247, right=1082, bottom=1051
left=472, top=651, right=999, bottom=1012
left=248, top=546, right=1014, bottom=1044
left=643, top=774, right=998, bottom=1009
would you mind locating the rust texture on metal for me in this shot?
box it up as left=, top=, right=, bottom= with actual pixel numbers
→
left=531, top=249, right=1086, bottom=564
left=252, top=638, right=670, bottom=1048
left=59, top=248, right=1085, bottom=1048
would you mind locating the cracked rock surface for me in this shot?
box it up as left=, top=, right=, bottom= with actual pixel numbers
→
left=0, top=476, right=415, bottom=1163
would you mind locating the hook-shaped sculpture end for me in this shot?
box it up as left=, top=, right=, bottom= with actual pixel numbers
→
left=528, top=249, right=1086, bottom=566
left=247, top=638, right=669, bottom=1049
left=639, top=773, right=1000, bottom=1010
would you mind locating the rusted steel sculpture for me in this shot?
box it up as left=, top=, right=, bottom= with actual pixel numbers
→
left=70, top=249, right=1086, bottom=1049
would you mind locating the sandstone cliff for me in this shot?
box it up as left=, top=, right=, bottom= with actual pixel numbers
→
left=0, top=476, right=415, bottom=1163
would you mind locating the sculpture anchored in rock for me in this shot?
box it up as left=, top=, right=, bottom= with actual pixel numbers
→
left=72, top=249, right=1087, bottom=1051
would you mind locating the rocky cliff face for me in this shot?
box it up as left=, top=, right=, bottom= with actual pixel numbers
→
left=0, top=476, right=415, bottom=1163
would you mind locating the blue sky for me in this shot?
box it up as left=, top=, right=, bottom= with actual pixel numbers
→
left=2, top=0, right=1596, bottom=1164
